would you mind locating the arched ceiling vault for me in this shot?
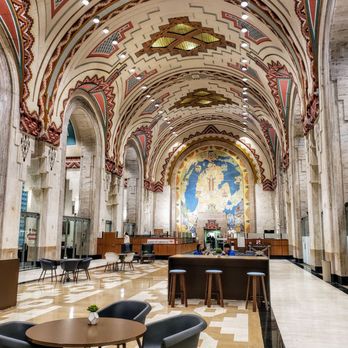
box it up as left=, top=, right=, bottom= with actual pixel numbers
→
left=0, top=0, right=324, bottom=190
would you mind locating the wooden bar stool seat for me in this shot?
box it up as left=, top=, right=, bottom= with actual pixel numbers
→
left=168, top=269, right=187, bottom=308
left=245, top=271, right=269, bottom=312
left=205, top=269, right=224, bottom=308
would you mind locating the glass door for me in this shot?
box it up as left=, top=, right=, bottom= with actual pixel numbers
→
left=18, top=212, right=40, bottom=270
left=62, top=216, right=90, bottom=259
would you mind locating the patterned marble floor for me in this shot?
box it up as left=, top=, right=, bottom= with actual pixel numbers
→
left=0, top=260, right=264, bottom=347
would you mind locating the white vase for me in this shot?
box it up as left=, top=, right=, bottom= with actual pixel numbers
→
left=88, top=311, right=99, bottom=325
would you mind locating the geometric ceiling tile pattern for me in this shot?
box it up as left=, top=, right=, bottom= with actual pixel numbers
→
left=88, top=22, right=133, bottom=58
left=50, top=0, right=69, bottom=17
left=136, top=17, right=235, bottom=58
left=141, top=93, right=170, bottom=115
left=170, top=88, right=235, bottom=109
left=227, top=63, right=261, bottom=83
left=125, top=69, right=157, bottom=97
left=222, top=11, right=271, bottom=44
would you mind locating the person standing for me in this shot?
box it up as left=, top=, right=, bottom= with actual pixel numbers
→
left=124, top=232, right=130, bottom=252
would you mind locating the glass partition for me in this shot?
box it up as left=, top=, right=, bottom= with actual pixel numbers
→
left=62, top=216, right=90, bottom=259
left=18, top=212, right=40, bottom=270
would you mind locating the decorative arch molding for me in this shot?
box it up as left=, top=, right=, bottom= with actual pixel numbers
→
left=148, top=125, right=274, bottom=192
left=170, top=140, right=256, bottom=234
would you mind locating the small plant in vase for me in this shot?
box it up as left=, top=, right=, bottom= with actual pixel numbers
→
left=87, top=304, right=99, bottom=325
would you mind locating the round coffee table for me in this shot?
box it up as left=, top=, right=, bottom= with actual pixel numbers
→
left=26, top=317, right=146, bottom=347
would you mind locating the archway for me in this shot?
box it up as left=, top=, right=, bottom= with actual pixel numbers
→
left=0, top=33, right=21, bottom=260
left=170, top=140, right=257, bottom=243
left=123, top=142, right=144, bottom=235
left=59, top=94, right=105, bottom=257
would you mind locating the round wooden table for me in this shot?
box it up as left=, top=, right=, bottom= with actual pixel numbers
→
left=26, top=317, right=146, bottom=347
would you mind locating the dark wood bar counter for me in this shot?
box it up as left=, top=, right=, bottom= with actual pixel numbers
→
left=168, top=254, right=270, bottom=301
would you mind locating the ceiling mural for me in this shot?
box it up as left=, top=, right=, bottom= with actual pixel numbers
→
left=0, top=0, right=326, bottom=190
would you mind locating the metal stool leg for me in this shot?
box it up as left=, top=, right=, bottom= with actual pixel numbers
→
left=245, top=275, right=250, bottom=309
left=207, top=274, right=212, bottom=308
left=261, top=276, right=269, bottom=310
left=252, top=276, right=257, bottom=312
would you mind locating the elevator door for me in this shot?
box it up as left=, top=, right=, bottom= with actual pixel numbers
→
left=62, top=217, right=90, bottom=259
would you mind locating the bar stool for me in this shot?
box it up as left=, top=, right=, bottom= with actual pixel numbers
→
left=245, top=271, right=269, bottom=312
left=205, top=269, right=224, bottom=308
left=168, top=269, right=187, bottom=307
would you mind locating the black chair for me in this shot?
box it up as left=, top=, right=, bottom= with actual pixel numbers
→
left=0, top=321, right=50, bottom=348
left=76, top=257, right=92, bottom=280
left=141, top=314, right=207, bottom=348
left=60, top=259, right=80, bottom=283
left=38, top=259, right=57, bottom=282
left=98, top=300, right=152, bottom=324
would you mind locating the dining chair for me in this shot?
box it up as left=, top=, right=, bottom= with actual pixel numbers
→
left=76, top=257, right=93, bottom=280
left=98, top=300, right=152, bottom=324
left=121, top=252, right=135, bottom=271
left=104, top=252, right=120, bottom=272
left=38, top=259, right=57, bottom=282
left=60, top=259, right=80, bottom=283
left=0, top=321, right=50, bottom=348
left=141, top=314, right=207, bottom=348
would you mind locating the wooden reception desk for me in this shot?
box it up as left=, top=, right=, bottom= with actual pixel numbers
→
left=168, top=254, right=270, bottom=301
left=97, top=233, right=196, bottom=257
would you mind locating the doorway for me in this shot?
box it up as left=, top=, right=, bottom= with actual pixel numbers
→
left=18, top=212, right=40, bottom=270
left=61, top=216, right=90, bottom=259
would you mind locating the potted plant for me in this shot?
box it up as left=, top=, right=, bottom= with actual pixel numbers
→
left=87, top=304, right=99, bottom=325
left=214, top=247, right=222, bottom=256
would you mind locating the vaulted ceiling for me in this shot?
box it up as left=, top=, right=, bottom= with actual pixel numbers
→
left=0, top=0, right=323, bottom=190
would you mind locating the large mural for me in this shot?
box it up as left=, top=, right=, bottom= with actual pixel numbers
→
left=175, top=146, right=250, bottom=234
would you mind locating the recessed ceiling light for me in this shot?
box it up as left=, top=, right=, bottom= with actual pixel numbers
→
left=242, top=91, right=248, bottom=95
left=141, top=86, right=147, bottom=90
left=158, top=110, right=164, bottom=114
left=243, top=116, right=248, bottom=119
left=241, top=27, right=248, bottom=33
left=241, top=1, right=248, bottom=8
left=92, top=17, right=100, bottom=24
left=119, top=52, right=126, bottom=59
left=242, top=77, right=248, bottom=82
left=243, top=104, right=248, bottom=108
left=129, top=67, right=135, bottom=73
left=241, top=66, right=248, bottom=71
left=167, top=121, right=171, bottom=124
left=242, top=111, right=248, bottom=115
left=146, top=95, right=151, bottom=98
left=243, top=97, right=248, bottom=101
left=112, top=40, right=118, bottom=45
left=243, top=127, right=247, bottom=131
left=102, top=27, right=109, bottom=34
left=81, top=0, right=90, bottom=6
left=155, top=103, right=160, bottom=107
left=241, top=58, right=248, bottom=64
left=170, top=127, right=173, bottom=130
left=150, top=98, right=155, bottom=102
left=241, top=13, right=249, bottom=20
left=136, top=76, right=142, bottom=80
left=241, top=42, right=248, bottom=48
left=164, top=117, right=168, bottom=121
left=243, top=87, right=248, bottom=91
left=243, top=121, right=248, bottom=125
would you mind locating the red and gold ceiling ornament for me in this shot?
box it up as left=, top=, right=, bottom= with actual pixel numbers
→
left=169, top=88, right=235, bottom=110
left=136, top=17, right=235, bottom=58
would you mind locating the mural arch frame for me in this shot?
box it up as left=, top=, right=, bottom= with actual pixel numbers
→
left=169, top=140, right=256, bottom=241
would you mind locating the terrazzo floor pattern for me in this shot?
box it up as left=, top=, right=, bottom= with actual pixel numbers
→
left=0, top=260, right=264, bottom=348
